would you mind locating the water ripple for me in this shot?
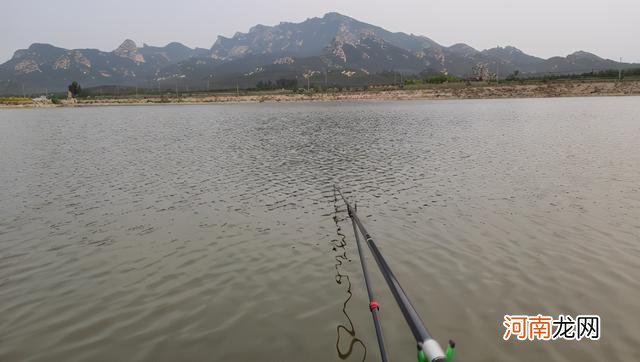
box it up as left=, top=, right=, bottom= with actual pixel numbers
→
left=0, top=97, right=639, bottom=361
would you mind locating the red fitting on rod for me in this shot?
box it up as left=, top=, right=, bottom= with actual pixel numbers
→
left=369, top=300, right=380, bottom=311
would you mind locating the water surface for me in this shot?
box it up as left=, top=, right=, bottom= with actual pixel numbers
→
left=1, top=97, right=639, bottom=361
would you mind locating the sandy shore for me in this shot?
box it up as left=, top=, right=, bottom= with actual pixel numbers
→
left=2, top=80, right=639, bottom=108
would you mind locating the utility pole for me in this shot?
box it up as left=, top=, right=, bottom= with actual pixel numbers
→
left=619, top=57, right=623, bottom=82
left=236, top=80, right=239, bottom=96
left=307, top=76, right=310, bottom=91
left=175, top=79, right=179, bottom=98
left=325, top=70, right=328, bottom=88
left=496, top=62, right=499, bottom=84
left=22, top=84, right=25, bottom=98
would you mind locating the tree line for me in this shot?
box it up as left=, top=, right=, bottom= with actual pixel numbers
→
left=255, top=78, right=298, bottom=90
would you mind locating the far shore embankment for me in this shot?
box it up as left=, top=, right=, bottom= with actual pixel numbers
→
left=2, top=80, right=640, bottom=109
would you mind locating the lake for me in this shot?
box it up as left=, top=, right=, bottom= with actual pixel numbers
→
left=1, top=97, right=639, bottom=361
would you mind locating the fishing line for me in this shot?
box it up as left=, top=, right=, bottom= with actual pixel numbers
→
left=331, top=186, right=367, bottom=361
left=335, top=185, right=455, bottom=362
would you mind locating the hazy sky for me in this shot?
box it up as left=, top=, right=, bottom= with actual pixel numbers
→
left=1, top=0, right=638, bottom=63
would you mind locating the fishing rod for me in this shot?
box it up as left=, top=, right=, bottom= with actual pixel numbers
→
left=335, top=185, right=455, bottom=362
left=335, top=186, right=389, bottom=362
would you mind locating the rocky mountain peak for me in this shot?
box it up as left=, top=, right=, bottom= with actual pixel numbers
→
left=322, top=12, right=352, bottom=21
left=249, top=24, right=269, bottom=33
left=503, top=45, right=523, bottom=53
left=1, top=12, right=635, bottom=96
left=114, top=39, right=145, bottom=63
left=115, top=39, right=137, bottom=53
left=12, top=49, right=28, bottom=60
left=10, top=43, right=66, bottom=61
left=567, top=51, right=602, bottom=61
left=448, top=43, right=479, bottom=56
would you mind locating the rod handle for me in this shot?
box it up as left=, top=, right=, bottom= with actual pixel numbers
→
left=417, top=339, right=447, bottom=362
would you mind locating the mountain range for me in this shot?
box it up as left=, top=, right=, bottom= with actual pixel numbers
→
left=1, top=12, right=636, bottom=95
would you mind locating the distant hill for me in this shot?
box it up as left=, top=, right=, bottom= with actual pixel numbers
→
left=0, top=40, right=205, bottom=94
left=1, top=12, right=637, bottom=95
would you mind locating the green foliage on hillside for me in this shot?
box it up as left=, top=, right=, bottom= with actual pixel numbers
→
left=256, top=79, right=298, bottom=90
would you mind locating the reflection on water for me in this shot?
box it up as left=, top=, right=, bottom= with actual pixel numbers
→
left=1, top=97, right=639, bottom=362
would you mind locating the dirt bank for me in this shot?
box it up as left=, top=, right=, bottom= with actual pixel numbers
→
left=2, top=81, right=639, bottom=108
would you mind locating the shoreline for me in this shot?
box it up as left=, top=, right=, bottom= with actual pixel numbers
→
left=2, top=80, right=640, bottom=108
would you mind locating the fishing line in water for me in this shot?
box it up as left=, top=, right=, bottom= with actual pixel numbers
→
left=331, top=186, right=367, bottom=362
left=335, top=185, right=454, bottom=362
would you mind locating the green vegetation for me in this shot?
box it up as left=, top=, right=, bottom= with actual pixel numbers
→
left=255, top=78, right=298, bottom=91
left=404, top=68, right=463, bottom=85
left=4, top=67, right=638, bottom=101
left=0, top=96, right=32, bottom=105
left=505, top=70, right=520, bottom=81
left=503, top=68, right=640, bottom=82
left=424, top=75, right=460, bottom=84
left=68, top=81, right=82, bottom=98
left=400, top=67, right=640, bottom=85
left=402, top=74, right=461, bottom=87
